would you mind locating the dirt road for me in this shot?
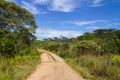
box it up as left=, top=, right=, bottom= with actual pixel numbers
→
left=27, top=50, right=85, bottom=80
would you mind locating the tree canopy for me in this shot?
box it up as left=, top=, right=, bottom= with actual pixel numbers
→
left=0, top=0, right=37, bottom=57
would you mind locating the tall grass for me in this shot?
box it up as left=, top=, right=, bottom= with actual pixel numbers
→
left=65, top=54, right=120, bottom=80
left=0, top=49, right=40, bottom=80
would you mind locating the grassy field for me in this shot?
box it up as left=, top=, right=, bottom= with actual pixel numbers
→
left=0, top=49, right=40, bottom=80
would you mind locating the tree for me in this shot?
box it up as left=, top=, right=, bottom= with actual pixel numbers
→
left=77, top=32, right=95, bottom=40
left=72, top=41, right=102, bottom=56
left=93, top=29, right=116, bottom=38
left=116, top=30, right=120, bottom=39
left=93, top=29, right=119, bottom=54
left=0, top=0, right=37, bottom=56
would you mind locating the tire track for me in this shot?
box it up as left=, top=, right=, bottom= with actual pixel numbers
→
left=27, top=50, right=85, bottom=80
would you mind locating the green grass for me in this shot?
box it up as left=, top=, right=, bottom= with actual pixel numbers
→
left=0, top=49, right=40, bottom=80
left=65, top=58, right=95, bottom=80
left=65, top=54, right=120, bottom=80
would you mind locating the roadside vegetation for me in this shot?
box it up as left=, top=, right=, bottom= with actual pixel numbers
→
left=38, top=29, right=120, bottom=80
left=0, top=0, right=40, bottom=80
left=1, top=0, right=120, bottom=80
left=0, top=49, right=39, bottom=80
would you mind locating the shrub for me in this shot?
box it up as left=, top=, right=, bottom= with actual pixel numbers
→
left=112, top=55, right=120, bottom=66
left=44, top=43, right=60, bottom=52
left=72, top=41, right=102, bottom=56
left=0, top=37, right=16, bottom=57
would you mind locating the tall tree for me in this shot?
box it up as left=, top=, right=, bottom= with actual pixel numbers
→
left=0, top=0, right=37, bottom=56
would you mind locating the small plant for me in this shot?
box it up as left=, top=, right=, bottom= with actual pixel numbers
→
left=112, top=55, right=120, bottom=66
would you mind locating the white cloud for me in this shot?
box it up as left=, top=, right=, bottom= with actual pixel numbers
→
left=91, top=0, right=105, bottom=7
left=49, top=0, right=79, bottom=12
left=67, top=19, right=120, bottom=29
left=34, top=0, right=80, bottom=12
left=36, top=28, right=82, bottom=40
left=18, top=0, right=116, bottom=14
left=13, top=0, right=119, bottom=14
left=22, top=1, right=39, bottom=14
left=93, top=0, right=103, bottom=4
left=67, top=20, right=107, bottom=26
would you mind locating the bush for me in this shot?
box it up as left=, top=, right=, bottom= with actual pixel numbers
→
left=72, top=41, right=102, bottom=56
left=19, top=48, right=31, bottom=56
left=43, top=43, right=60, bottom=52
left=57, top=48, right=70, bottom=58
left=112, top=55, right=120, bottom=66
left=56, top=43, right=70, bottom=58
left=62, top=43, right=69, bottom=50
left=0, top=37, right=16, bottom=57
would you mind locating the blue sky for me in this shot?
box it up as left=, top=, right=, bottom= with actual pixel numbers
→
left=8, top=0, right=120, bottom=40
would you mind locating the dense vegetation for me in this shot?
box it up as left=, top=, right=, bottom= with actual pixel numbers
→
left=0, top=0, right=120, bottom=80
left=0, top=1, right=39, bottom=80
left=38, top=29, right=120, bottom=80
left=0, top=0, right=37, bottom=57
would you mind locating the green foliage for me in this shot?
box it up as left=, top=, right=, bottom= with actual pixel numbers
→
left=73, top=41, right=101, bottom=56
left=55, top=43, right=70, bottom=58
left=0, top=36, right=16, bottom=57
left=112, top=55, right=120, bottom=66
left=72, top=38, right=79, bottom=46
left=40, top=42, right=71, bottom=58
left=0, top=49, right=40, bottom=80
left=77, top=32, right=95, bottom=40
left=65, top=58, right=94, bottom=79
left=77, top=55, right=120, bottom=80
left=45, top=43, right=60, bottom=52
left=93, top=29, right=116, bottom=38
left=61, top=43, right=69, bottom=50
left=97, top=38, right=118, bottom=55
left=65, top=54, right=120, bottom=80
left=0, top=0, right=37, bottom=57
left=57, top=48, right=70, bottom=58
left=92, top=29, right=120, bottom=54
left=0, top=1, right=39, bottom=80
left=43, top=36, right=71, bottom=42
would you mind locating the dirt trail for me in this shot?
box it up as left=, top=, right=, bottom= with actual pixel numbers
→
left=27, top=49, right=85, bottom=80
